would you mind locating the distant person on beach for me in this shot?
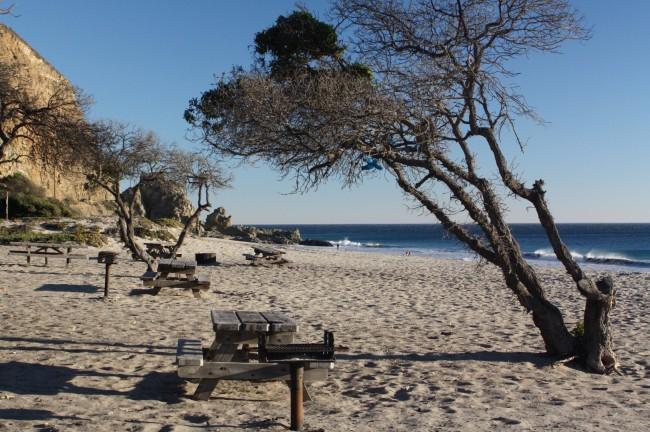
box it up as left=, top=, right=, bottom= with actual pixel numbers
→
left=336, top=244, right=340, bottom=251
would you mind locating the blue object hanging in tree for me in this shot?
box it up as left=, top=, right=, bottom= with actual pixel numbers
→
left=361, top=156, right=383, bottom=171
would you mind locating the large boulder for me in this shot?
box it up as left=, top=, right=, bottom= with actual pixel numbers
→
left=205, top=207, right=232, bottom=231
left=120, top=188, right=146, bottom=217
left=140, top=179, right=194, bottom=221
left=121, top=179, right=194, bottom=221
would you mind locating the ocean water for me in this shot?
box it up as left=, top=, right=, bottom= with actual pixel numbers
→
left=259, top=224, right=650, bottom=272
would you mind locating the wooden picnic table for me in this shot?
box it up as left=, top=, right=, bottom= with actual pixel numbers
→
left=244, top=246, right=289, bottom=265
left=176, top=310, right=334, bottom=430
left=140, top=258, right=209, bottom=298
left=7, top=242, right=87, bottom=266
left=177, top=310, right=332, bottom=399
left=252, top=246, right=286, bottom=258
left=143, top=242, right=178, bottom=259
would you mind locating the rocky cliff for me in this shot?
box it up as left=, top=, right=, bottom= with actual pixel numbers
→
left=0, top=24, right=110, bottom=215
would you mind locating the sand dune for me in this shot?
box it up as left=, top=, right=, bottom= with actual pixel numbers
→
left=0, top=236, right=648, bottom=431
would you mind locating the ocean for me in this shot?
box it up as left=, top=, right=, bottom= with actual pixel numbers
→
left=258, top=223, right=650, bottom=272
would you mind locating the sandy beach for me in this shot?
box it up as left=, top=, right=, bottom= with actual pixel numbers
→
left=0, top=236, right=649, bottom=431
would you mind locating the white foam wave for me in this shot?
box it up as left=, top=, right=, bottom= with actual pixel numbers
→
left=529, top=248, right=649, bottom=267
left=331, top=238, right=385, bottom=248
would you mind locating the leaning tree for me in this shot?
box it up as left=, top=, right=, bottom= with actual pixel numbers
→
left=185, top=0, right=617, bottom=373
left=82, top=121, right=168, bottom=266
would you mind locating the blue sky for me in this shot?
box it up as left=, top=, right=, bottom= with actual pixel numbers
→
left=2, top=0, right=648, bottom=224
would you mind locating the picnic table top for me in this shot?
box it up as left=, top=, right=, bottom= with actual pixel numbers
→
left=157, top=258, right=197, bottom=271
left=144, top=242, right=175, bottom=248
left=9, top=241, right=81, bottom=248
left=252, top=246, right=286, bottom=256
left=211, top=310, right=297, bottom=333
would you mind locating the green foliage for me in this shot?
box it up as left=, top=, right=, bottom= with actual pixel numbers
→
left=3, top=193, right=76, bottom=218
left=255, top=10, right=344, bottom=77
left=0, top=173, right=76, bottom=218
left=184, top=76, right=240, bottom=131
left=134, top=219, right=176, bottom=242
left=154, top=218, right=183, bottom=228
left=1, top=173, right=46, bottom=196
left=571, top=321, right=585, bottom=338
left=0, top=224, right=106, bottom=247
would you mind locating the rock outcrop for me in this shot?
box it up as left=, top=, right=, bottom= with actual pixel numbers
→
left=122, top=179, right=194, bottom=221
left=205, top=207, right=232, bottom=231
left=140, top=179, right=194, bottom=220
left=0, top=24, right=110, bottom=215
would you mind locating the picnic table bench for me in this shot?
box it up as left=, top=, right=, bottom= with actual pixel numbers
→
left=177, top=310, right=334, bottom=431
left=243, top=246, right=289, bottom=265
left=7, top=242, right=87, bottom=266
left=140, top=258, right=210, bottom=298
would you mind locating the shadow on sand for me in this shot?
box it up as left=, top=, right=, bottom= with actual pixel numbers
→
left=0, top=336, right=175, bottom=357
left=0, top=361, right=184, bottom=403
left=35, top=283, right=98, bottom=294
left=337, top=350, right=554, bottom=367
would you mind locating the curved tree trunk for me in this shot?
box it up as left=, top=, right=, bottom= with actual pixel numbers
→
left=502, top=270, right=577, bottom=356
left=581, top=277, right=617, bottom=373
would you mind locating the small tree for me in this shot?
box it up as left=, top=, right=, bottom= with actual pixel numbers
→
left=0, top=62, right=90, bottom=169
left=186, top=1, right=618, bottom=373
left=83, top=122, right=230, bottom=263
left=83, top=121, right=167, bottom=265
left=165, top=149, right=231, bottom=258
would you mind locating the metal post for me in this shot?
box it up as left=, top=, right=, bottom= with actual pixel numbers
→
left=104, top=261, right=111, bottom=297
left=290, top=363, right=305, bottom=431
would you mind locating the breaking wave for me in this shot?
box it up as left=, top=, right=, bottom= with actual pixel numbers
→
left=525, top=248, right=650, bottom=268
left=330, top=238, right=389, bottom=248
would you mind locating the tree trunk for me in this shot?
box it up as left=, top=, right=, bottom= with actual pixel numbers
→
left=171, top=205, right=208, bottom=259
left=529, top=296, right=576, bottom=356
left=581, top=277, right=617, bottom=373
left=505, top=273, right=577, bottom=356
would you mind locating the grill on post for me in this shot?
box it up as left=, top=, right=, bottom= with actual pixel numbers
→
left=258, top=331, right=335, bottom=431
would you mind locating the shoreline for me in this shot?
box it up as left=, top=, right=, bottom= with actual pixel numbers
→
left=289, top=242, right=650, bottom=274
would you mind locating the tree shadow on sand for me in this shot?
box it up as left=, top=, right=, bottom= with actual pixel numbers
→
left=337, top=350, right=554, bottom=368
left=0, top=336, right=175, bottom=357
left=35, top=283, right=98, bottom=293
left=0, top=361, right=183, bottom=404
left=0, top=408, right=90, bottom=422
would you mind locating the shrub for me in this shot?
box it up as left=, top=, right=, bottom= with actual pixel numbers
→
left=0, top=224, right=107, bottom=247
left=571, top=321, right=585, bottom=338
left=134, top=226, right=176, bottom=242
left=0, top=173, right=76, bottom=218
left=154, top=218, right=183, bottom=228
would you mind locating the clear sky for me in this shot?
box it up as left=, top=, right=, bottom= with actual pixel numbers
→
left=2, top=0, right=649, bottom=224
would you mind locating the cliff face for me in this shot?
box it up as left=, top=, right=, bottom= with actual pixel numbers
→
left=0, top=24, right=110, bottom=215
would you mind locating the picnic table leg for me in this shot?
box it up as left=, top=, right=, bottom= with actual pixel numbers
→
left=290, top=363, right=305, bottom=431
left=193, top=339, right=239, bottom=400
left=193, top=379, right=220, bottom=401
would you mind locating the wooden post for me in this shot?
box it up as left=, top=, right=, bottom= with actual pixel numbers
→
left=4, top=190, right=8, bottom=221
left=104, top=260, right=111, bottom=297
left=98, top=252, right=117, bottom=298
left=290, top=363, right=305, bottom=431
